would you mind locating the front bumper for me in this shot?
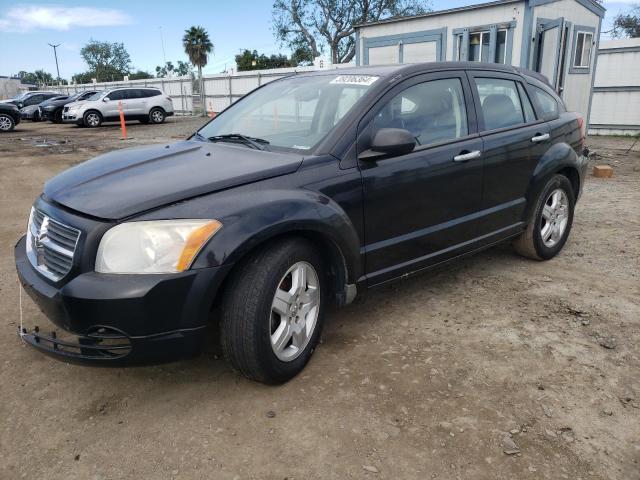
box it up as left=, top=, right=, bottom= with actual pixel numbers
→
left=15, top=235, right=232, bottom=366
left=62, top=112, right=79, bottom=123
left=41, top=109, right=57, bottom=121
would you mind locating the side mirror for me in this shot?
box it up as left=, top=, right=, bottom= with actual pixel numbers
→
left=360, top=128, right=416, bottom=160
left=102, top=97, right=110, bottom=102
left=17, top=102, right=23, bottom=109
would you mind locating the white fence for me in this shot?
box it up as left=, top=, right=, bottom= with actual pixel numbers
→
left=40, top=64, right=356, bottom=116
left=41, top=76, right=194, bottom=115
left=201, top=64, right=353, bottom=113
left=589, top=39, right=640, bottom=136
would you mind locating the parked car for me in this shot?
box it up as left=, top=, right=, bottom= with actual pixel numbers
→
left=2, top=91, right=59, bottom=109
left=20, top=104, right=45, bottom=121
left=62, top=87, right=174, bottom=127
left=0, top=103, right=20, bottom=132
left=40, top=90, right=100, bottom=123
left=15, top=62, right=588, bottom=383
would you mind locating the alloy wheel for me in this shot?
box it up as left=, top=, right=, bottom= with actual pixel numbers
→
left=86, top=113, right=100, bottom=127
left=540, top=188, right=569, bottom=248
left=151, top=110, right=164, bottom=123
left=0, top=115, right=13, bottom=131
left=270, top=261, right=320, bottom=362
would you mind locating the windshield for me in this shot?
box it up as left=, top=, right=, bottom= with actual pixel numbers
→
left=10, top=92, right=28, bottom=101
left=87, top=91, right=103, bottom=101
left=197, top=73, right=379, bottom=151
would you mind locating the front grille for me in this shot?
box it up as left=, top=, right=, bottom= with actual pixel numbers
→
left=26, top=207, right=81, bottom=281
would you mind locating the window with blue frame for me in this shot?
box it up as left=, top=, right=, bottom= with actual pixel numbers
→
left=453, top=22, right=514, bottom=64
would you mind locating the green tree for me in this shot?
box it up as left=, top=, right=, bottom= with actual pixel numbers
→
left=18, top=70, right=55, bottom=85
left=235, top=50, right=295, bottom=71
left=129, top=70, right=154, bottom=80
left=611, top=4, right=640, bottom=38
left=155, top=61, right=193, bottom=78
left=79, top=39, right=131, bottom=82
left=183, top=26, right=214, bottom=115
left=273, top=0, right=430, bottom=64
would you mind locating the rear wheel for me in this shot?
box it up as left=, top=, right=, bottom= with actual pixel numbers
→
left=83, top=111, right=102, bottom=128
left=513, top=174, right=575, bottom=260
left=220, top=238, right=326, bottom=384
left=149, top=108, right=165, bottom=124
left=53, top=109, right=63, bottom=124
left=0, top=114, right=15, bottom=132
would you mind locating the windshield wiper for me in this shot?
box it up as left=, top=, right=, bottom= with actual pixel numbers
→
left=208, top=133, right=269, bottom=150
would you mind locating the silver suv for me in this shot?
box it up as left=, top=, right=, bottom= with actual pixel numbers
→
left=62, top=87, right=174, bottom=127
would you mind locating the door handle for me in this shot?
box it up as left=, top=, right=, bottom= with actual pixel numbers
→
left=531, top=133, right=550, bottom=143
left=453, top=150, right=482, bottom=162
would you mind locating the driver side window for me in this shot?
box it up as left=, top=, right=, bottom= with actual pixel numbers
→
left=372, top=78, right=469, bottom=147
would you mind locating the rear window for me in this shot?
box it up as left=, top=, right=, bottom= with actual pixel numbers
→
left=531, top=86, right=559, bottom=118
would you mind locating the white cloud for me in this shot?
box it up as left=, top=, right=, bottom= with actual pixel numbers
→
left=0, top=5, right=132, bottom=32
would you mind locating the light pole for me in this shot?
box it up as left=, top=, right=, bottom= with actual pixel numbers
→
left=48, top=43, right=61, bottom=84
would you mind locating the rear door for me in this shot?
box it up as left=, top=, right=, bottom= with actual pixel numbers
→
left=126, top=89, right=147, bottom=116
left=358, top=71, right=484, bottom=284
left=467, top=71, right=550, bottom=234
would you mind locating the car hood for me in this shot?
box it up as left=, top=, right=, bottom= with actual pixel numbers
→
left=41, top=98, right=69, bottom=108
left=44, top=140, right=304, bottom=220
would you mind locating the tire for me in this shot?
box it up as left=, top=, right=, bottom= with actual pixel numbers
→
left=221, top=238, right=327, bottom=384
left=513, top=174, right=575, bottom=260
left=149, top=108, right=165, bottom=124
left=0, top=114, right=15, bottom=132
left=32, top=111, right=40, bottom=122
left=83, top=111, right=102, bottom=128
left=53, top=109, right=63, bottom=124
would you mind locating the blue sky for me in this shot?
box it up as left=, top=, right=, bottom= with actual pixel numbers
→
left=0, top=0, right=633, bottom=79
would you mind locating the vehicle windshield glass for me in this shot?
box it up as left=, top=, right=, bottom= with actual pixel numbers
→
left=86, top=91, right=103, bottom=101
left=11, top=92, right=28, bottom=101
left=197, top=73, right=379, bottom=151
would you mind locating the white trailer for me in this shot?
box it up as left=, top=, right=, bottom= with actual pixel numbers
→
left=355, top=0, right=604, bottom=125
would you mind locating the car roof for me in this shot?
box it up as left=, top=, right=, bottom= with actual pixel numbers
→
left=107, top=86, right=161, bottom=91
left=300, top=62, right=550, bottom=85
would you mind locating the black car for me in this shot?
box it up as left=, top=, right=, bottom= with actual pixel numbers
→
left=5, top=91, right=59, bottom=109
left=0, top=102, right=21, bottom=132
left=40, top=90, right=100, bottom=123
left=15, top=62, right=588, bottom=383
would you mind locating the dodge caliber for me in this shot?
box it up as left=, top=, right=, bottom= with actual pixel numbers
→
left=15, top=63, right=588, bottom=383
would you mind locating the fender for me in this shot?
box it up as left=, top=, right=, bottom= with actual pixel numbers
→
left=524, top=140, right=582, bottom=219
left=141, top=187, right=363, bottom=287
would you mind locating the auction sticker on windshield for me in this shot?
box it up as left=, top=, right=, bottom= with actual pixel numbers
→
left=330, top=75, right=379, bottom=86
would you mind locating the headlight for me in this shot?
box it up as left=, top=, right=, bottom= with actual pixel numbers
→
left=95, top=220, right=222, bottom=274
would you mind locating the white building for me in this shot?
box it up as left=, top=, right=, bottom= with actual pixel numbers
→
left=354, top=0, right=604, bottom=124
left=589, top=38, right=640, bottom=135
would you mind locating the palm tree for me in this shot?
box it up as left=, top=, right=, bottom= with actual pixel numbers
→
left=183, top=26, right=213, bottom=116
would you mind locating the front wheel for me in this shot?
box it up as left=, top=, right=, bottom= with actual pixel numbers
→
left=0, top=114, right=15, bottom=132
left=220, top=238, right=326, bottom=384
left=513, top=174, right=575, bottom=260
left=83, top=111, right=102, bottom=128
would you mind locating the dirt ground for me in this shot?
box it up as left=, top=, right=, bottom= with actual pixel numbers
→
left=0, top=118, right=638, bottom=480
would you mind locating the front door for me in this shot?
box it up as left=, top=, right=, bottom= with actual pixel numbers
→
left=358, top=71, right=484, bottom=285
